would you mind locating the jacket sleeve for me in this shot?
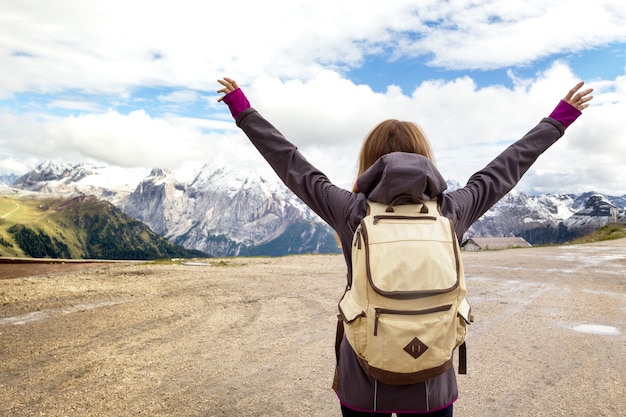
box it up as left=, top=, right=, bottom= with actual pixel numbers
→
left=235, top=108, right=357, bottom=231
left=444, top=117, right=565, bottom=237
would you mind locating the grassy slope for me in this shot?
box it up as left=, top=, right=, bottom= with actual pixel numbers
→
left=0, top=196, right=69, bottom=257
left=568, top=223, right=626, bottom=244
left=0, top=195, right=206, bottom=259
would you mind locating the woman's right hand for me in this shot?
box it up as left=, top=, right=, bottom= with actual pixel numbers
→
left=217, top=77, right=240, bottom=102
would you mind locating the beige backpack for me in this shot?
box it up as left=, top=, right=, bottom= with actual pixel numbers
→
left=338, top=196, right=472, bottom=385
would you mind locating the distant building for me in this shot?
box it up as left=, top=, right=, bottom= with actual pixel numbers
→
left=610, top=207, right=619, bottom=223
left=462, top=237, right=531, bottom=252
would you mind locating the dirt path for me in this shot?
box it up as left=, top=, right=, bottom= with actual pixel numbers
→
left=1, top=240, right=625, bottom=416
left=0, top=259, right=129, bottom=280
left=0, top=199, right=19, bottom=219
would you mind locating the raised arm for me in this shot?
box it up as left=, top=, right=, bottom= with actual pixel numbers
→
left=216, top=78, right=357, bottom=231
left=445, top=82, right=593, bottom=236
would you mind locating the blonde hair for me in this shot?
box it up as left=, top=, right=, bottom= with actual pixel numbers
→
left=353, top=119, right=434, bottom=192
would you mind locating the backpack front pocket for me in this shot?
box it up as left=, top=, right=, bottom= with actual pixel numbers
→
left=367, top=304, right=457, bottom=374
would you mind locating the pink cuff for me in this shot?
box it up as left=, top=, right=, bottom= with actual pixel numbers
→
left=548, top=100, right=581, bottom=129
left=222, top=88, right=251, bottom=119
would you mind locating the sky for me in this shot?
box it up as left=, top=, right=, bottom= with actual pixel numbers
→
left=1, top=0, right=625, bottom=196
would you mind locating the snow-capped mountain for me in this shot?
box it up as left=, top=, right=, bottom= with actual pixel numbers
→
left=0, top=173, right=19, bottom=186
left=9, top=161, right=339, bottom=256
left=466, top=189, right=578, bottom=237
left=466, top=189, right=625, bottom=243
left=11, top=161, right=148, bottom=206
left=562, top=194, right=623, bottom=232
left=6, top=161, right=626, bottom=255
left=123, top=165, right=333, bottom=256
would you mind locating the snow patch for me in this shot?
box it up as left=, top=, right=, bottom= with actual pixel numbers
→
left=0, top=311, right=49, bottom=326
left=0, top=300, right=127, bottom=326
left=572, top=324, right=620, bottom=335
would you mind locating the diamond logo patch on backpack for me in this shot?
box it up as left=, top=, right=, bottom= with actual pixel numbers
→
left=404, top=337, right=429, bottom=359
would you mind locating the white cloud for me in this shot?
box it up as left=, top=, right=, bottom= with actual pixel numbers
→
left=157, top=90, right=201, bottom=104
left=0, top=110, right=198, bottom=168
left=3, top=0, right=625, bottom=95
left=4, top=62, right=621, bottom=195
left=238, top=63, right=606, bottom=192
left=0, top=156, right=38, bottom=176
left=409, top=0, right=626, bottom=69
left=1, top=0, right=625, bottom=196
left=48, top=99, right=105, bottom=113
left=0, top=107, right=280, bottom=179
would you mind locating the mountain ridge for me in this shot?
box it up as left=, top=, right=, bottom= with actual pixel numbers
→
left=4, top=161, right=626, bottom=256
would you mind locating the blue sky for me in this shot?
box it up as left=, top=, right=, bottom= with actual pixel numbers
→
left=1, top=0, right=626, bottom=196
left=351, top=46, right=626, bottom=93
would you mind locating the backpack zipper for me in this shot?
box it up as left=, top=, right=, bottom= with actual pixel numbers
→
left=373, top=215, right=437, bottom=225
left=354, top=228, right=362, bottom=250
left=373, top=305, right=452, bottom=336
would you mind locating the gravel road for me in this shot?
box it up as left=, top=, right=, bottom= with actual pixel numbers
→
left=1, top=239, right=625, bottom=416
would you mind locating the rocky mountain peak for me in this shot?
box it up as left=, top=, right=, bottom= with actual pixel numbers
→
left=582, top=194, right=617, bottom=215
left=5, top=161, right=626, bottom=255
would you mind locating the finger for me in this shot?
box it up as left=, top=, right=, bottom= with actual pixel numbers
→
left=217, top=79, right=235, bottom=93
left=580, top=95, right=593, bottom=103
left=564, top=81, right=585, bottom=101
left=220, top=78, right=239, bottom=90
left=573, top=88, right=594, bottom=100
left=216, top=85, right=230, bottom=102
left=217, top=78, right=240, bottom=102
left=223, top=77, right=239, bottom=89
left=575, top=95, right=593, bottom=110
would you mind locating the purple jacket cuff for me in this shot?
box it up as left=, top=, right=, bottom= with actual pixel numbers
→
left=223, top=88, right=251, bottom=119
left=548, top=100, right=581, bottom=130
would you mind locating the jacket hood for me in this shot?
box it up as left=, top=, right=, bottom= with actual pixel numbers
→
left=356, top=152, right=447, bottom=204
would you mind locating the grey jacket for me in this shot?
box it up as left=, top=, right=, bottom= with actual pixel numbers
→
left=235, top=108, right=566, bottom=412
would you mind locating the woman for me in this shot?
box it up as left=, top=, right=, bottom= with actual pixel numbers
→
left=217, top=77, right=592, bottom=416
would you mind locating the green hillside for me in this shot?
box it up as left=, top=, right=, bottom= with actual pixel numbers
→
left=0, top=194, right=207, bottom=260
left=568, top=223, right=626, bottom=244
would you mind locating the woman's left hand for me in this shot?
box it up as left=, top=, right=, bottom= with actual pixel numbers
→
left=563, top=81, right=593, bottom=111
